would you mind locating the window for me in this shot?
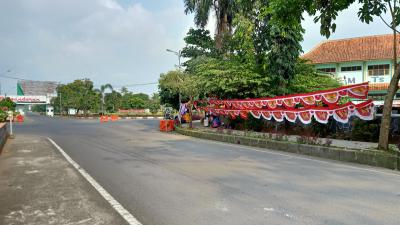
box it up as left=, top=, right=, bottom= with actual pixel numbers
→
left=341, top=66, right=362, bottom=72
left=317, top=68, right=336, bottom=73
left=368, top=64, right=390, bottom=76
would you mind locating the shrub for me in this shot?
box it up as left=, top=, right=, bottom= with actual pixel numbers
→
left=296, top=135, right=322, bottom=145
left=0, top=98, right=15, bottom=111
left=351, top=119, right=379, bottom=142
left=275, top=133, right=288, bottom=141
left=0, top=110, right=8, bottom=122
left=310, top=118, right=335, bottom=137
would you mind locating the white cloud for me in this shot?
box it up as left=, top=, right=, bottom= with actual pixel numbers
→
left=101, top=0, right=124, bottom=11
left=0, top=0, right=193, bottom=94
left=0, top=1, right=392, bottom=95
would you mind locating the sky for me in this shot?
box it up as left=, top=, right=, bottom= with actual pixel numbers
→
left=0, top=0, right=392, bottom=95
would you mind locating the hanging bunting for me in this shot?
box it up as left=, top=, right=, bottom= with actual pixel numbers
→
left=314, top=110, right=331, bottom=124
left=261, top=100, right=268, bottom=107
left=200, top=83, right=372, bottom=125
left=333, top=107, right=351, bottom=123
left=240, top=111, right=249, bottom=119
left=267, top=100, right=278, bottom=109
left=321, top=92, right=340, bottom=105
left=298, top=111, right=313, bottom=124
left=300, top=95, right=316, bottom=106
left=354, top=101, right=374, bottom=120
left=228, top=111, right=237, bottom=119
left=254, top=101, right=263, bottom=109
left=203, top=100, right=374, bottom=124
left=282, top=98, right=296, bottom=108
left=272, top=111, right=284, bottom=122
left=209, top=82, right=369, bottom=110
left=261, top=111, right=272, bottom=120
left=348, top=84, right=369, bottom=98
left=250, top=110, right=262, bottom=119
left=284, top=111, right=297, bottom=123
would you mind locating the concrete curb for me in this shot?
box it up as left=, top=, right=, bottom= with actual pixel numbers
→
left=175, top=127, right=399, bottom=170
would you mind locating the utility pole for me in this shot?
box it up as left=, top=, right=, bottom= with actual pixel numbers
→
left=166, top=49, right=182, bottom=122
left=59, top=92, right=62, bottom=116
left=0, top=70, right=11, bottom=96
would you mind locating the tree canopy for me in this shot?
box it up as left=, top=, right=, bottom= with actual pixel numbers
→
left=184, top=0, right=238, bottom=49
left=54, top=79, right=160, bottom=114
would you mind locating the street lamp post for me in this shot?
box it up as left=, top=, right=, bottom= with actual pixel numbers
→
left=166, top=49, right=182, bottom=122
left=166, top=49, right=182, bottom=69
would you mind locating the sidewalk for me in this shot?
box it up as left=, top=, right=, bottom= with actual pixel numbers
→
left=178, top=119, right=400, bottom=170
left=0, top=135, right=128, bottom=225
left=186, top=121, right=379, bottom=150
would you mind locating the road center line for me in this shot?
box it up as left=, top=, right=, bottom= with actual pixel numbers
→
left=47, top=137, right=142, bottom=225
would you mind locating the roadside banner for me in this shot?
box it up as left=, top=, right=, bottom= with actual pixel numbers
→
left=195, top=82, right=374, bottom=124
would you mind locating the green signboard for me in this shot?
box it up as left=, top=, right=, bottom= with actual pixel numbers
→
left=17, top=83, right=24, bottom=96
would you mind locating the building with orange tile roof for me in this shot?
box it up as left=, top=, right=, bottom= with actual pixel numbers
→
left=302, top=34, right=400, bottom=107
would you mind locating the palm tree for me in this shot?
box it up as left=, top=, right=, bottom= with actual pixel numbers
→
left=95, top=84, right=113, bottom=115
left=184, top=0, right=236, bottom=49
left=120, top=86, right=129, bottom=96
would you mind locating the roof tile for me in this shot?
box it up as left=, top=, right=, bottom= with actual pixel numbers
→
left=302, top=34, right=400, bottom=64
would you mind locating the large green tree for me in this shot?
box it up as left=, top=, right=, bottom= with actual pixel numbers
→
left=121, top=93, right=150, bottom=109
left=159, top=86, right=179, bottom=110
left=54, top=79, right=100, bottom=115
left=184, top=0, right=237, bottom=49
left=181, top=28, right=216, bottom=60
left=159, top=70, right=200, bottom=127
left=186, top=56, right=270, bottom=99
left=288, top=59, right=341, bottom=93
left=104, top=90, right=122, bottom=113
left=235, top=0, right=306, bottom=94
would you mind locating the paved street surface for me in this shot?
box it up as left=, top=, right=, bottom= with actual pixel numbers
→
left=0, top=134, right=128, bottom=225
left=12, top=113, right=400, bottom=225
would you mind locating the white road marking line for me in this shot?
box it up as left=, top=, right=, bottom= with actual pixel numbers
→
left=263, top=208, right=275, bottom=212
left=24, top=170, right=39, bottom=174
left=18, top=149, right=32, bottom=153
left=188, top=135, right=400, bottom=177
left=47, top=137, right=142, bottom=225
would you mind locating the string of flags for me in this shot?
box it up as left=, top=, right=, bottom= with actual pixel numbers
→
left=194, top=82, right=374, bottom=124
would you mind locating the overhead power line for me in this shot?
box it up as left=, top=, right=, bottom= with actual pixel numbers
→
left=0, top=74, right=28, bottom=80
left=113, top=82, right=158, bottom=87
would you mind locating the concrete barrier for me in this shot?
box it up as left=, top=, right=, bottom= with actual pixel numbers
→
left=175, top=127, right=399, bottom=170
left=0, top=123, right=8, bottom=153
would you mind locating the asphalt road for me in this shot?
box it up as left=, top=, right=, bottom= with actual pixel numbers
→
left=14, top=113, right=400, bottom=225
